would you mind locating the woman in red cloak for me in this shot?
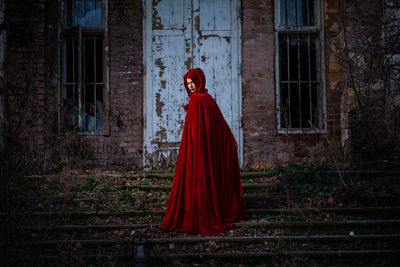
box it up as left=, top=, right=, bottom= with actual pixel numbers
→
left=160, top=68, right=246, bottom=236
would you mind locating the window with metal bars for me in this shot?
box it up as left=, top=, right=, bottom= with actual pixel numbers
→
left=60, top=0, right=108, bottom=133
left=275, top=0, right=326, bottom=133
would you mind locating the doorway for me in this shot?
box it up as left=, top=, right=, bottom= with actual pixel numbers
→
left=143, top=0, right=242, bottom=167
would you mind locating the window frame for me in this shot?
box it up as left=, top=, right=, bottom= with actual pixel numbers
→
left=58, top=0, right=110, bottom=136
left=274, top=0, right=327, bottom=134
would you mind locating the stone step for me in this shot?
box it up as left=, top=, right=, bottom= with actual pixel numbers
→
left=15, top=170, right=399, bottom=201
left=149, top=249, right=400, bottom=266
left=14, top=173, right=400, bottom=198
left=107, top=183, right=273, bottom=191
left=23, top=169, right=400, bottom=181
left=20, top=219, right=400, bottom=232
left=6, top=191, right=399, bottom=215
left=23, top=171, right=273, bottom=181
left=7, top=192, right=399, bottom=215
left=9, top=238, right=400, bottom=266
left=147, top=233, right=400, bottom=243
left=12, top=250, right=400, bottom=266
left=12, top=219, right=400, bottom=242
left=16, top=234, right=400, bottom=247
left=4, top=206, right=399, bottom=217
left=9, top=171, right=399, bottom=214
left=5, top=170, right=399, bottom=266
left=4, top=207, right=400, bottom=233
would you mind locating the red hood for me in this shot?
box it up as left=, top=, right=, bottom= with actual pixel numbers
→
left=183, top=68, right=208, bottom=97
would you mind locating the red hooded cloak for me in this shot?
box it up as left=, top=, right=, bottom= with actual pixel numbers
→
left=160, top=68, right=246, bottom=236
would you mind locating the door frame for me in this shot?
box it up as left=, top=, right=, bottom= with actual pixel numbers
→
left=142, top=0, right=243, bottom=167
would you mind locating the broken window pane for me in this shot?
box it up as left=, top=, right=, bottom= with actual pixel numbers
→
left=65, top=0, right=102, bottom=28
left=73, top=0, right=84, bottom=25
left=95, top=0, right=102, bottom=26
left=280, top=0, right=287, bottom=26
left=280, top=0, right=315, bottom=27
left=287, top=0, right=297, bottom=26
left=297, top=0, right=307, bottom=26
left=298, top=0, right=315, bottom=26
left=85, top=0, right=95, bottom=26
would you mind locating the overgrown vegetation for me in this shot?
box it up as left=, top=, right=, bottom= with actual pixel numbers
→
left=271, top=162, right=332, bottom=200
left=349, top=99, right=400, bottom=167
left=340, top=0, right=400, bottom=166
left=268, top=161, right=400, bottom=207
left=0, top=2, right=97, bottom=264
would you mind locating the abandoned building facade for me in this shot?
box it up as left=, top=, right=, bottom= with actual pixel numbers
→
left=1, top=0, right=396, bottom=169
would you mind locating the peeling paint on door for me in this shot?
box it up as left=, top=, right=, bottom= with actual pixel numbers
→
left=155, top=92, right=164, bottom=117
left=154, top=58, right=166, bottom=77
left=144, top=0, right=242, bottom=169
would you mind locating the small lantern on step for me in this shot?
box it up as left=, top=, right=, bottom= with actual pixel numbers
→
left=131, top=230, right=148, bottom=266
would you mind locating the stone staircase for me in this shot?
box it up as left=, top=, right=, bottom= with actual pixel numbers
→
left=1, top=170, right=400, bottom=266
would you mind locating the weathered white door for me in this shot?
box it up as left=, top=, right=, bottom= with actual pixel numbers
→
left=144, top=0, right=242, bottom=168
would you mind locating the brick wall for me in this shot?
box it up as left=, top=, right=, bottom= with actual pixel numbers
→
left=5, top=0, right=48, bottom=151
left=0, top=0, right=5, bottom=161
left=5, top=0, right=344, bottom=170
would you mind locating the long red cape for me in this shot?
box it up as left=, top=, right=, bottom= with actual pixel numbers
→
left=160, top=68, right=246, bottom=236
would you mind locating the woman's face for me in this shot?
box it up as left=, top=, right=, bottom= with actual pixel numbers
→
left=186, top=78, right=197, bottom=93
